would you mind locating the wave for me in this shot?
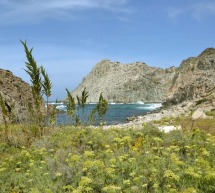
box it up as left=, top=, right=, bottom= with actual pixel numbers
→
left=55, top=105, right=67, bottom=111
left=136, top=101, right=144, bottom=104
left=48, top=102, right=64, bottom=105
left=136, top=103, right=162, bottom=110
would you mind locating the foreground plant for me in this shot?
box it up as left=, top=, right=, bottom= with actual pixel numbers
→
left=41, top=66, right=52, bottom=125
left=0, top=126, right=214, bottom=192
left=89, top=93, right=108, bottom=125
left=21, top=40, right=52, bottom=137
left=66, top=88, right=77, bottom=125
left=66, top=88, right=108, bottom=126
left=76, top=87, right=89, bottom=125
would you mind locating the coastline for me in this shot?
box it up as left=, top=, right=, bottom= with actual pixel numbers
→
left=101, top=99, right=215, bottom=130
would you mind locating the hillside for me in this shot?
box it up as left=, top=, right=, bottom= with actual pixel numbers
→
left=0, top=69, right=33, bottom=123
left=71, top=48, right=215, bottom=104
left=165, top=48, right=215, bottom=105
left=71, top=60, right=176, bottom=103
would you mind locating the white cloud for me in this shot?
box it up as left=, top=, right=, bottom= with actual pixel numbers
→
left=0, top=0, right=129, bottom=24
left=191, top=2, right=215, bottom=21
left=167, top=7, right=186, bottom=21
left=167, top=1, right=215, bottom=22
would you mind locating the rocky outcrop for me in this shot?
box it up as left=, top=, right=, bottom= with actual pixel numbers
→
left=0, top=69, right=33, bottom=123
left=71, top=60, right=176, bottom=103
left=71, top=48, right=215, bottom=105
left=165, top=48, right=215, bottom=105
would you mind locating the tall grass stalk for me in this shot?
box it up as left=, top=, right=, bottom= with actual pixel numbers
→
left=66, top=88, right=77, bottom=125
left=97, top=93, right=108, bottom=125
left=21, top=40, right=44, bottom=136
left=89, top=93, right=108, bottom=126
left=77, top=87, right=89, bottom=124
left=41, top=66, right=52, bottom=126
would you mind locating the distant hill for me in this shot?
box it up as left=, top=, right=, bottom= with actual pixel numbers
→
left=70, top=48, right=215, bottom=104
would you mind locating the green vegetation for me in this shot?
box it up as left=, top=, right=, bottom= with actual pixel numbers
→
left=89, top=93, right=108, bottom=126
left=196, top=98, right=208, bottom=105
left=0, top=126, right=215, bottom=192
left=41, top=65, right=52, bottom=124
left=21, top=40, right=47, bottom=136
left=0, top=41, right=108, bottom=144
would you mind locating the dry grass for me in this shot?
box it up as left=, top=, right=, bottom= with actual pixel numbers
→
left=152, top=112, right=215, bottom=135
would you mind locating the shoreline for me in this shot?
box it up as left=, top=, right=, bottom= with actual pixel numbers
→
left=101, top=99, right=215, bottom=130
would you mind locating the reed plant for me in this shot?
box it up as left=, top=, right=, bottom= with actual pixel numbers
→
left=80, top=87, right=89, bottom=123
left=97, top=93, right=108, bottom=125
left=21, top=40, right=53, bottom=137
left=89, top=93, right=108, bottom=126
left=66, top=89, right=108, bottom=126
left=41, top=65, right=52, bottom=125
left=66, top=88, right=77, bottom=125
left=21, top=41, right=44, bottom=134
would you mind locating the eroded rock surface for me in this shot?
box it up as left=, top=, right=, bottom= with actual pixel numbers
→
left=71, top=60, right=176, bottom=103
left=0, top=69, right=33, bottom=123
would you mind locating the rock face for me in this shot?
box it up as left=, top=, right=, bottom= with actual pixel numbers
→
left=71, top=60, right=176, bottom=103
left=71, top=48, right=215, bottom=104
left=0, top=69, right=33, bottom=123
left=165, top=48, right=215, bottom=105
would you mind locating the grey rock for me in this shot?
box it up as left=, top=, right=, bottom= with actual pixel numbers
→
left=191, top=108, right=207, bottom=120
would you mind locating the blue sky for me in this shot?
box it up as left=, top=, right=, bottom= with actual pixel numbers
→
left=0, top=0, right=215, bottom=100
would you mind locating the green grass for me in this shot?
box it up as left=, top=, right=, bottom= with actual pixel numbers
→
left=0, top=124, right=215, bottom=193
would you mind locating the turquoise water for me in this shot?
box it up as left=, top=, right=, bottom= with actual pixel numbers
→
left=50, top=102, right=162, bottom=125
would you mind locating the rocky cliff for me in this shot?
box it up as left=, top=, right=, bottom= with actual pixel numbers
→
left=0, top=69, right=33, bottom=123
left=71, top=60, right=176, bottom=103
left=165, top=48, right=215, bottom=105
left=71, top=48, right=215, bottom=104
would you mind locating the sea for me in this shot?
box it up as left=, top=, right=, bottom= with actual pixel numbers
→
left=48, top=102, right=162, bottom=126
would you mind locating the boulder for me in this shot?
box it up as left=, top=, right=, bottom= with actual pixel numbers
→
left=191, top=108, right=207, bottom=121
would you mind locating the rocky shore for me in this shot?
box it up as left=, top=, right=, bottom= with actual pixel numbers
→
left=102, top=98, right=215, bottom=130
